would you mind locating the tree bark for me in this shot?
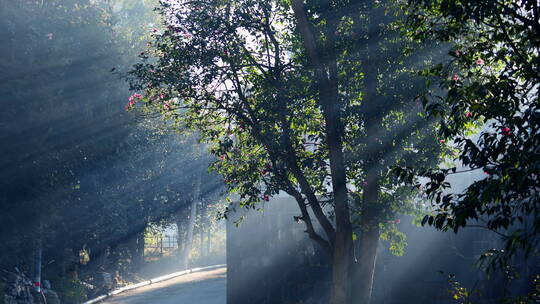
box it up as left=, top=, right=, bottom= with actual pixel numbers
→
left=175, top=215, right=186, bottom=260
left=181, top=171, right=201, bottom=269
left=199, top=211, right=204, bottom=264
left=206, top=225, right=211, bottom=258
left=291, top=1, right=353, bottom=303
left=352, top=174, right=381, bottom=304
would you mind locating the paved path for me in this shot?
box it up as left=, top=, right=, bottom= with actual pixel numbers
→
left=102, top=267, right=226, bottom=304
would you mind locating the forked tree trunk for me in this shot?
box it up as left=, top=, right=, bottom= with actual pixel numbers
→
left=290, top=1, right=353, bottom=303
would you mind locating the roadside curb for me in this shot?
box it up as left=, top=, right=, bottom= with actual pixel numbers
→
left=82, top=264, right=226, bottom=304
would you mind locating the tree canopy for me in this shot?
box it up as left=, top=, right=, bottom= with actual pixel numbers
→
left=127, top=0, right=447, bottom=302
left=396, top=0, right=540, bottom=270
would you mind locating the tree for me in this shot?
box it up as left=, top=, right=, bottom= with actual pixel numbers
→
left=397, top=0, right=540, bottom=270
left=128, top=0, right=442, bottom=303
left=0, top=1, right=224, bottom=300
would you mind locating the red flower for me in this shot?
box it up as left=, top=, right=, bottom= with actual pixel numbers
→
left=140, top=52, right=145, bottom=55
left=218, top=155, right=226, bottom=160
left=501, top=127, right=511, bottom=136
left=262, top=195, right=269, bottom=201
left=452, top=74, right=460, bottom=81
left=465, top=112, right=472, bottom=118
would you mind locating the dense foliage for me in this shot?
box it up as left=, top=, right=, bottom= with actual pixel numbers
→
left=395, top=0, right=540, bottom=270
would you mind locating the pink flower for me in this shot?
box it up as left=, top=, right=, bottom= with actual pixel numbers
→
left=124, top=101, right=135, bottom=111
left=454, top=50, right=461, bottom=56
left=501, top=127, right=511, bottom=136
left=160, top=94, right=165, bottom=99
left=465, top=112, right=472, bottom=118
left=262, top=195, right=270, bottom=201
left=395, top=219, right=401, bottom=224
left=452, top=74, right=460, bottom=81
left=163, top=103, right=171, bottom=110
left=218, top=155, right=225, bottom=160
left=128, top=93, right=142, bottom=102
left=439, top=139, right=445, bottom=143
left=46, top=33, right=54, bottom=40
left=476, top=58, right=484, bottom=65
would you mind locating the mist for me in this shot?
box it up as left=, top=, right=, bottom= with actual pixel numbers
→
left=1, top=1, right=538, bottom=304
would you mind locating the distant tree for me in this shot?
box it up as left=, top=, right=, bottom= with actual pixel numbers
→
left=128, top=0, right=444, bottom=302
left=0, top=0, right=224, bottom=294
left=396, top=0, right=540, bottom=270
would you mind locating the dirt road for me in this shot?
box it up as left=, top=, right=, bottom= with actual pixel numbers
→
left=101, top=267, right=226, bottom=304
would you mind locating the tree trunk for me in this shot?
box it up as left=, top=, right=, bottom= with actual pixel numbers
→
left=199, top=215, right=204, bottom=265
left=352, top=168, right=381, bottom=304
left=206, top=226, right=211, bottom=258
left=353, top=223, right=380, bottom=304
left=181, top=171, right=201, bottom=269
left=32, top=229, right=42, bottom=292
left=133, top=231, right=145, bottom=270
left=290, top=1, right=353, bottom=303
left=176, top=216, right=185, bottom=260
left=350, top=3, right=386, bottom=302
